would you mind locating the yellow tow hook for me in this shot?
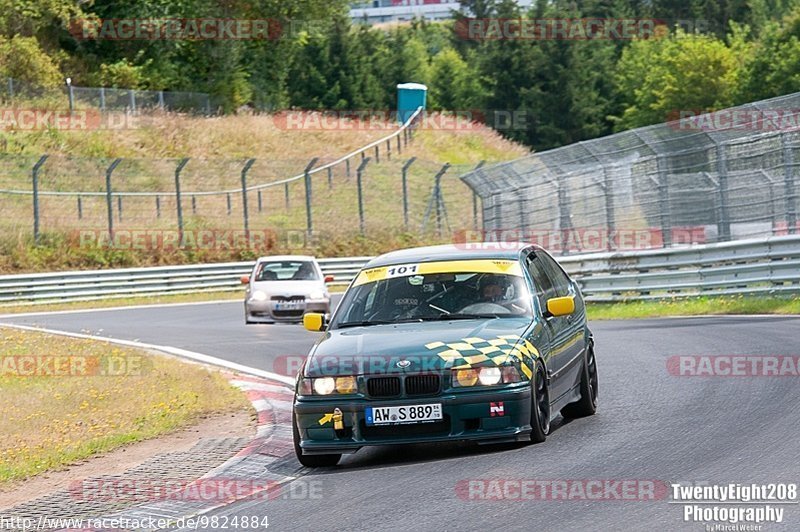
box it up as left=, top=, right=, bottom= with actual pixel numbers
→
left=332, top=408, right=344, bottom=430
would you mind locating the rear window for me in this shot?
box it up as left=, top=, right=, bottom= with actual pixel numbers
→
left=255, top=261, right=319, bottom=281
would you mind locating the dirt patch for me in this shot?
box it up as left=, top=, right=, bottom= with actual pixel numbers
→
left=0, top=409, right=255, bottom=510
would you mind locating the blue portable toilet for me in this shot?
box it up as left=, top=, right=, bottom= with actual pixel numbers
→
left=397, top=83, right=427, bottom=124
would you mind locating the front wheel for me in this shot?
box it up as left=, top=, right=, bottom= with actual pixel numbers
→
left=561, top=344, right=598, bottom=419
left=292, top=411, right=341, bottom=467
left=529, top=363, right=550, bottom=443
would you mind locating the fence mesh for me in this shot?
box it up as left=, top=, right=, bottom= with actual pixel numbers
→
left=462, top=92, right=800, bottom=253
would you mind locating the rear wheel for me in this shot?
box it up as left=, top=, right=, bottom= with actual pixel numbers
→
left=529, top=364, right=550, bottom=443
left=561, top=344, right=598, bottom=419
left=292, top=411, right=341, bottom=467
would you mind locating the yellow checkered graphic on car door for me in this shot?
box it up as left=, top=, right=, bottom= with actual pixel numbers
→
left=424, top=335, right=538, bottom=379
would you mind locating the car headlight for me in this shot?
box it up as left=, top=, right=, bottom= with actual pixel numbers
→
left=309, top=290, right=327, bottom=300
left=298, top=376, right=359, bottom=395
left=478, top=367, right=501, bottom=385
left=452, top=365, right=521, bottom=387
left=313, top=377, right=336, bottom=395
left=251, top=290, right=268, bottom=301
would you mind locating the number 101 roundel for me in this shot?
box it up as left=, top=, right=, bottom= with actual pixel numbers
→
left=292, top=243, right=598, bottom=467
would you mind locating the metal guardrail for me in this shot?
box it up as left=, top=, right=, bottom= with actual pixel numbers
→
left=1, top=237, right=798, bottom=306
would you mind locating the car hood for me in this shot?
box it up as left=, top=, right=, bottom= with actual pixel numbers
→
left=250, top=280, right=324, bottom=295
left=304, top=318, right=533, bottom=377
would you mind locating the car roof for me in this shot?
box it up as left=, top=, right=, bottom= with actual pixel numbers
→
left=365, top=243, right=542, bottom=268
left=255, top=255, right=317, bottom=262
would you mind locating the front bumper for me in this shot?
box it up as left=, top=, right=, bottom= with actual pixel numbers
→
left=294, top=385, right=532, bottom=454
left=245, top=298, right=330, bottom=323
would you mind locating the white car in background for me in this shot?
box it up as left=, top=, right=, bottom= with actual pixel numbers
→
left=242, top=255, right=332, bottom=324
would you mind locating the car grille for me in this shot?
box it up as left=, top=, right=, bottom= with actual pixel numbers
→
left=273, top=310, right=304, bottom=318
left=367, top=377, right=401, bottom=398
left=405, top=374, right=440, bottom=396
left=366, top=375, right=440, bottom=398
left=271, top=295, right=306, bottom=302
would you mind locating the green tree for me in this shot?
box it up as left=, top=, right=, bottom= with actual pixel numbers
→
left=613, top=32, right=737, bottom=130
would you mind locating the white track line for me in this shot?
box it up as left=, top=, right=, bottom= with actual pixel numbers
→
left=0, top=299, right=241, bottom=319
left=0, top=323, right=295, bottom=386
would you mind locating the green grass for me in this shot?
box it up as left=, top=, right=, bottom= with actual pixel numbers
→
left=587, top=295, right=800, bottom=320
left=0, top=328, right=251, bottom=484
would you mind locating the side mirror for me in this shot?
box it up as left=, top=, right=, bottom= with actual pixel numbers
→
left=240, top=275, right=250, bottom=285
left=546, top=296, right=575, bottom=317
left=303, top=312, right=326, bottom=332
left=324, top=275, right=335, bottom=283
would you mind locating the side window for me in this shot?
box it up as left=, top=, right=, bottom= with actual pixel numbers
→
left=539, top=253, right=572, bottom=297
left=525, top=253, right=555, bottom=311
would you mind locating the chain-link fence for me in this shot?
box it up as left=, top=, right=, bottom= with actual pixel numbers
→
left=462, top=92, right=800, bottom=254
left=1, top=77, right=212, bottom=114
left=0, top=111, right=484, bottom=249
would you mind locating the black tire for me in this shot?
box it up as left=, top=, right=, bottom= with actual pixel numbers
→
left=529, top=363, right=550, bottom=443
left=561, top=343, right=598, bottom=419
left=292, top=411, right=341, bottom=467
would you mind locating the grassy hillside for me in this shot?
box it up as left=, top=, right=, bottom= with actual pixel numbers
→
left=0, top=110, right=529, bottom=273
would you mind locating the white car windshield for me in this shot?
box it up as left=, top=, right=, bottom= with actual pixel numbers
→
left=255, top=261, right=319, bottom=281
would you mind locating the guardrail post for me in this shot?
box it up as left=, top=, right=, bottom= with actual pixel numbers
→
left=105, top=158, right=122, bottom=239
left=241, top=158, right=256, bottom=242
left=191, top=195, right=197, bottom=214
left=174, top=158, right=188, bottom=239
left=715, top=143, right=731, bottom=242
left=7, top=77, right=13, bottom=98
left=374, top=145, right=380, bottom=164
left=357, top=158, right=371, bottom=234
left=117, top=196, right=123, bottom=222
left=31, top=155, right=48, bottom=245
left=386, top=139, right=391, bottom=160
left=397, top=134, right=402, bottom=154
left=156, top=196, right=161, bottom=218
left=346, top=158, right=351, bottom=178
left=99, top=88, right=106, bottom=111
left=257, top=190, right=263, bottom=212
left=284, top=182, right=290, bottom=209
left=226, top=193, right=232, bottom=215
left=129, top=90, right=136, bottom=114
left=401, top=157, right=417, bottom=230
left=77, top=195, right=82, bottom=220
left=656, top=155, right=672, bottom=247
left=472, top=161, right=486, bottom=231
left=304, top=157, right=319, bottom=236
left=783, top=134, right=796, bottom=234
left=327, top=167, right=333, bottom=189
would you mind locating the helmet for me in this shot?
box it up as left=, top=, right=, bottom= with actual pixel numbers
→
left=478, top=274, right=510, bottom=302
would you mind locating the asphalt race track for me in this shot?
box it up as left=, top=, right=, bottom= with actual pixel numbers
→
left=3, top=302, right=799, bottom=531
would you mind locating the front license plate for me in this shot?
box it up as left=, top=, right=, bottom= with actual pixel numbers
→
left=275, top=302, right=302, bottom=310
left=365, top=404, right=443, bottom=425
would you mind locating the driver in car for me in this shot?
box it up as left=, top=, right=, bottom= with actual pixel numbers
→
left=478, top=275, right=509, bottom=304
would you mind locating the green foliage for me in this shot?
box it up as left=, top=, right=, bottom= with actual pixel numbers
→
left=0, top=35, right=62, bottom=87
left=613, top=32, right=737, bottom=130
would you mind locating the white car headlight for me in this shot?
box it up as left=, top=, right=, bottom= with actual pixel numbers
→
left=309, top=290, right=327, bottom=300
left=313, top=377, right=336, bottom=395
left=478, top=367, right=502, bottom=386
left=251, top=290, right=268, bottom=301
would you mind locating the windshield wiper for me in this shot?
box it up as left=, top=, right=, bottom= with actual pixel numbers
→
left=336, top=320, right=395, bottom=329
left=417, top=313, right=503, bottom=321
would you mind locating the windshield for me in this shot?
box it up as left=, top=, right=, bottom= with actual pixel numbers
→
left=332, top=263, right=531, bottom=328
left=254, top=260, right=319, bottom=281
